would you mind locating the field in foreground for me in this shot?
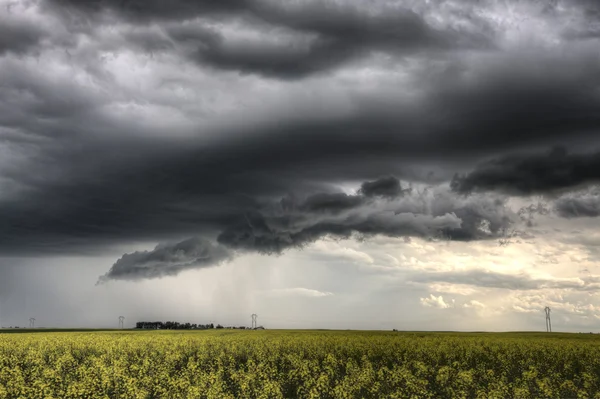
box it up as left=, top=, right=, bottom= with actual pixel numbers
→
left=1, top=330, right=600, bottom=399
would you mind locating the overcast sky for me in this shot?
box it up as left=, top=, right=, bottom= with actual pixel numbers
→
left=2, top=0, right=600, bottom=331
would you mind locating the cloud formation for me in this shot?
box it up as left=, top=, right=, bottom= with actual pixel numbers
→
left=47, top=0, right=490, bottom=79
left=554, top=187, right=600, bottom=218
left=2, top=0, right=600, bottom=289
left=412, top=269, right=600, bottom=292
left=420, top=294, right=453, bottom=309
left=452, top=147, right=600, bottom=196
left=0, top=17, right=44, bottom=56
left=98, top=237, right=232, bottom=283
left=99, top=177, right=518, bottom=281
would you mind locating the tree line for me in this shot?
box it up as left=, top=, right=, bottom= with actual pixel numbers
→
left=135, top=321, right=252, bottom=330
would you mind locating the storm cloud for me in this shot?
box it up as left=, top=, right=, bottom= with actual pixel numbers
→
left=451, top=147, right=600, bottom=196
left=46, top=0, right=490, bottom=79
left=555, top=187, right=600, bottom=218
left=2, top=0, right=600, bottom=291
left=98, top=237, right=233, bottom=283
left=0, top=18, right=44, bottom=56
left=99, top=178, right=517, bottom=281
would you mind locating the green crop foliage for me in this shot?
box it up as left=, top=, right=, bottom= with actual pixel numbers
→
left=1, top=330, right=600, bottom=398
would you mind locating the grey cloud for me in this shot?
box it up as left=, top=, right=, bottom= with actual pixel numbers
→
left=47, top=0, right=492, bottom=79
left=164, top=23, right=360, bottom=79
left=1, top=50, right=588, bottom=257
left=518, top=202, right=551, bottom=227
left=0, top=19, right=44, bottom=56
left=0, top=0, right=598, bottom=269
left=98, top=182, right=516, bottom=281
left=193, top=37, right=358, bottom=80
left=451, top=147, right=600, bottom=196
left=216, top=209, right=462, bottom=255
left=296, top=193, right=364, bottom=214
left=215, top=185, right=515, bottom=256
left=555, top=188, right=600, bottom=218
left=4, top=0, right=600, bottom=330
left=45, top=0, right=253, bottom=23
left=561, top=0, right=600, bottom=40
left=413, top=269, right=600, bottom=292
left=98, top=237, right=232, bottom=283
left=359, top=176, right=406, bottom=199
left=0, top=60, right=112, bottom=140
left=422, top=190, right=515, bottom=241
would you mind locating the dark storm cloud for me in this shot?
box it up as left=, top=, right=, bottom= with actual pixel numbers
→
left=292, top=176, right=404, bottom=214
left=296, top=193, right=365, bottom=214
left=199, top=1, right=490, bottom=79
left=2, top=48, right=599, bottom=258
left=451, top=147, right=600, bottom=196
left=98, top=237, right=232, bottom=283
left=215, top=185, right=515, bottom=256
left=45, top=0, right=253, bottom=23
left=177, top=33, right=360, bottom=80
left=515, top=201, right=551, bottom=228
left=359, top=176, right=406, bottom=198
left=554, top=188, right=600, bottom=218
left=98, top=180, right=517, bottom=281
left=215, top=207, right=462, bottom=255
left=46, top=0, right=492, bottom=79
left=2, top=0, right=600, bottom=283
left=0, top=19, right=44, bottom=56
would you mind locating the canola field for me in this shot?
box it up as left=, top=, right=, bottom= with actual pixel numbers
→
left=1, top=330, right=600, bottom=399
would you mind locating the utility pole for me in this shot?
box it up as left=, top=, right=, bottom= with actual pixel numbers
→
left=118, top=316, right=125, bottom=329
left=545, top=307, right=552, bottom=332
left=29, top=318, right=35, bottom=328
left=251, top=314, right=257, bottom=329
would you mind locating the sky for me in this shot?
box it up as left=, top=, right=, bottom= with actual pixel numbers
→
left=1, top=0, right=600, bottom=331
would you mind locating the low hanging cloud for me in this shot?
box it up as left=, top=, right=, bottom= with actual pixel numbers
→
left=554, top=187, right=600, bottom=218
left=99, top=177, right=518, bottom=282
left=97, top=237, right=232, bottom=283
left=216, top=178, right=516, bottom=255
left=451, top=147, right=600, bottom=196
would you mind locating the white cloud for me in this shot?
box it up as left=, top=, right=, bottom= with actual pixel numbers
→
left=429, top=283, right=479, bottom=296
left=420, top=294, right=453, bottom=309
left=259, top=287, right=334, bottom=298
left=463, top=300, right=486, bottom=309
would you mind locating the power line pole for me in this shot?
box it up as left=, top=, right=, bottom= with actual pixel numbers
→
left=118, top=316, right=125, bottom=329
left=29, top=318, right=35, bottom=328
left=251, top=313, right=257, bottom=329
left=545, top=306, right=552, bottom=332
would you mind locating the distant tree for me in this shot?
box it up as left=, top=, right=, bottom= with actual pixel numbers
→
left=135, top=320, right=222, bottom=330
left=216, top=324, right=223, bottom=329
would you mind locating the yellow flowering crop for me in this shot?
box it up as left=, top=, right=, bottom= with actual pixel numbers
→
left=0, top=330, right=600, bottom=398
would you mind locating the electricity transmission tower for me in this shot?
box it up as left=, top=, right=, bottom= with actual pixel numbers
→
left=118, top=316, right=125, bottom=329
left=545, top=307, right=552, bottom=332
left=251, top=314, right=257, bottom=329
left=29, top=318, right=35, bottom=328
